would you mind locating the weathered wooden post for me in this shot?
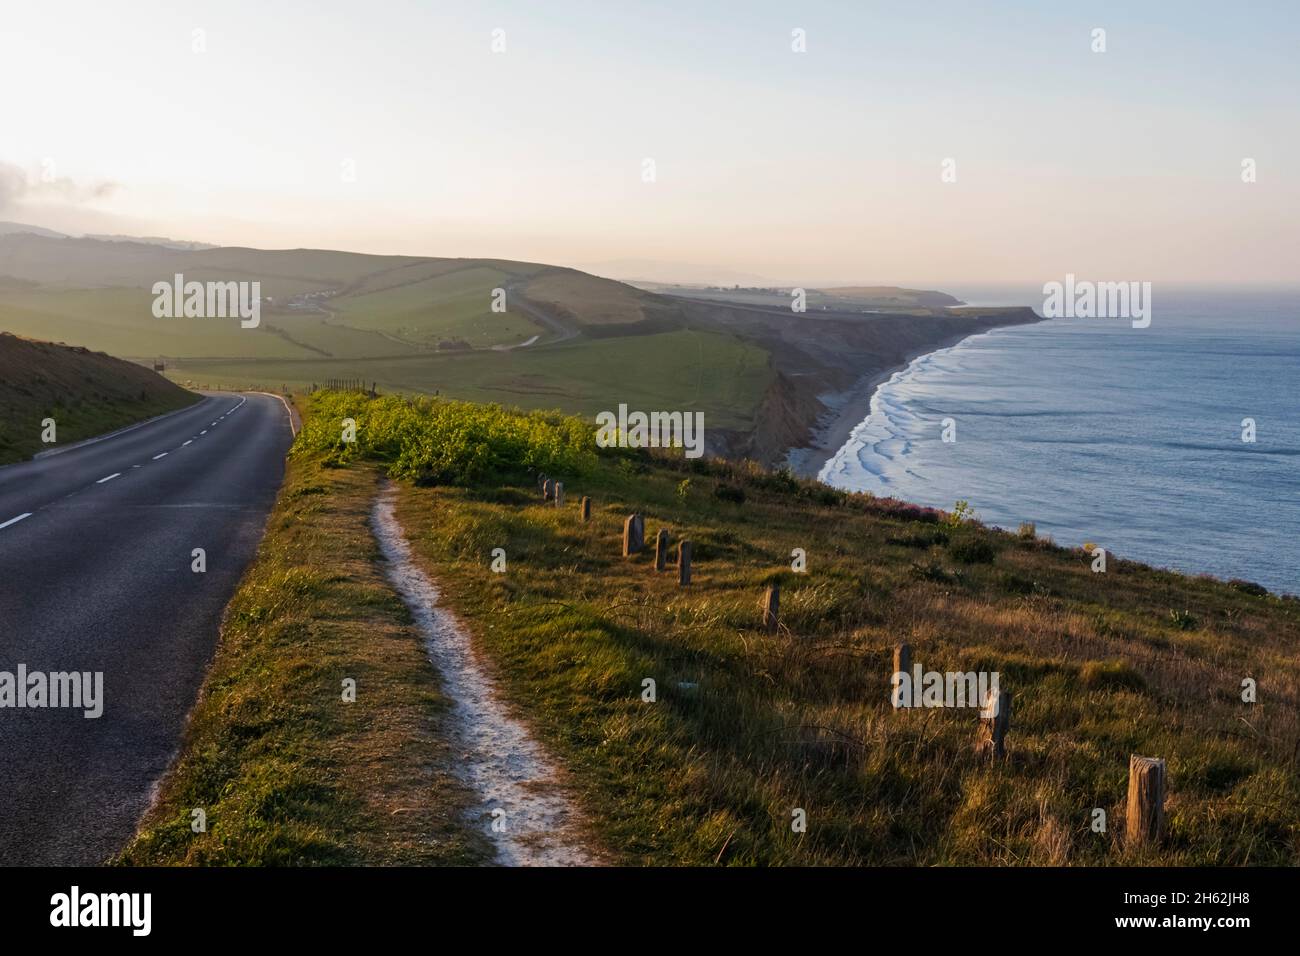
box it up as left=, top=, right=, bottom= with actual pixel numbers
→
left=554, top=481, right=564, bottom=507
left=762, top=583, right=780, bottom=633
left=543, top=478, right=555, bottom=501
left=580, top=496, right=591, bottom=522
left=977, top=689, right=1012, bottom=759
left=538, top=473, right=548, bottom=494
left=891, top=642, right=912, bottom=709
left=654, top=529, right=669, bottom=571
left=677, top=540, right=692, bottom=585
left=622, top=514, right=644, bottom=556
left=1126, top=755, right=1166, bottom=847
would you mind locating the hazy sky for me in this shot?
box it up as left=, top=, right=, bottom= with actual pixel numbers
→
left=2, top=0, right=1297, bottom=284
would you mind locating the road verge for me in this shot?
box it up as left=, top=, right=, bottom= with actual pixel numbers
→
left=118, top=451, right=492, bottom=865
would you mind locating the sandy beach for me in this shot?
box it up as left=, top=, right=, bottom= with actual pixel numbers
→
left=785, top=329, right=1001, bottom=480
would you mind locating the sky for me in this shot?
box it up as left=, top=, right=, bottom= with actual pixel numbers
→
left=1, top=0, right=1297, bottom=285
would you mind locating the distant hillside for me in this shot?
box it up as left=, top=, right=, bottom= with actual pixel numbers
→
left=84, top=233, right=218, bottom=251
left=639, top=282, right=964, bottom=312
left=0, top=221, right=67, bottom=239
left=0, top=332, right=198, bottom=464
left=0, top=230, right=1038, bottom=470
left=818, top=285, right=963, bottom=309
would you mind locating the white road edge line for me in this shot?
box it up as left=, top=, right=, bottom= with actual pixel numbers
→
left=250, top=392, right=298, bottom=436
left=30, top=397, right=205, bottom=462
left=96, top=473, right=121, bottom=484
left=0, top=512, right=32, bottom=530
left=152, top=452, right=168, bottom=460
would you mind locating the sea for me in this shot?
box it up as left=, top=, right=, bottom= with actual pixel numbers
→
left=819, top=286, right=1299, bottom=596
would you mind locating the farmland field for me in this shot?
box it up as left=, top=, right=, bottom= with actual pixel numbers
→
left=165, top=328, right=772, bottom=430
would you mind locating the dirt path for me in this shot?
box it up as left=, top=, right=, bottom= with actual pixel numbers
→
left=371, top=485, right=597, bottom=866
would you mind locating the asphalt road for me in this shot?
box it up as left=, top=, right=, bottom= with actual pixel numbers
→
left=0, top=392, right=293, bottom=865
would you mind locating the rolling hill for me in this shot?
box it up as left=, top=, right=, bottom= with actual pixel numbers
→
left=0, top=228, right=1040, bottom=467
left=0, top=331, right=198, bottom=464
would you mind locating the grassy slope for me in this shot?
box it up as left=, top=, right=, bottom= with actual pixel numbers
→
left=390, top=449, right=1300, bottom=865
left=329, top=265, right=540, bottom=347
left=0, top=332, right=199, bottom=464
left=0, top=240, right=769, bottom=420
left=123, top=393, right=1300, bottom=865
left=118, top=455, right=492, bottom=865
left=0, top=287, right=321, bottom=359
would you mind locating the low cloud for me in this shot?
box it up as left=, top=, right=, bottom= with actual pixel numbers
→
left=0, top=160, right=119, bottom=213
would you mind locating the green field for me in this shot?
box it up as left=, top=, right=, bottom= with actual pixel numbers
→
left=328, top=265, right=539, bottom=347
left=165, top=329, right=772, bottom=430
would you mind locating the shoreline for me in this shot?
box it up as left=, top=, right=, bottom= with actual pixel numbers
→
left=784, top=328, right=1006, bottom=481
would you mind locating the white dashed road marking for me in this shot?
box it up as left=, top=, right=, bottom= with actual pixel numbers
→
left=0, top=513, right=32, bottom=531
left=96, top=473, right=121, bottom=484
left=152, top=453, right=168, bottom=460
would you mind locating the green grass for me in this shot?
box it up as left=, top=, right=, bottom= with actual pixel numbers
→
left=330, top=265, right=541, bottom=348
left=118, top=454, right=492, bottom=865
left=0, top=244, right=779, bottom=442
left=0, top=288, right=316, bottom=360
left=0, top=332, right=199, bottom=464
left=125, top=391, right=1300, bottom=865
left=166, top=329, right=773, bottom=430
left=389, top=450, right=1300, bottom=865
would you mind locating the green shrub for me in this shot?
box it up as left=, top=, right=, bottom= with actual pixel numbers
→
left=947, top=536, right=996, bottom=565
left=293, top=391, right=595, bottom=486
left=944, top=499, right=976, bottom=528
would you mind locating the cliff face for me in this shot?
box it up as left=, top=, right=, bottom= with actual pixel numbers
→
left=705, top=369, right=826, bottom=464
left=685, top=302, right=1044, bottom=470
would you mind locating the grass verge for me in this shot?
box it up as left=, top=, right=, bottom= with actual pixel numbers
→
left=117, top=452, right=492, bottom=865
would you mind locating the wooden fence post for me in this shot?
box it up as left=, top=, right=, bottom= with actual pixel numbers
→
left=623, top=514, right=644, bottom=556
left=977, top=689, right=1012, bottom=759
left=762, top=583, right=780, bottom=633
left=580, top=496, right=591, bottom=522
left=891, top=643, right=912, bottom=709
left=654, top=529, right=669, bottom=571
left=554, top=481, right=564, bottom=507
left=1126, top=755, right=1166, bottom=847
left=677, top=540, right=692, bottom=585
left=543, top=478, right=555, bottom=501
